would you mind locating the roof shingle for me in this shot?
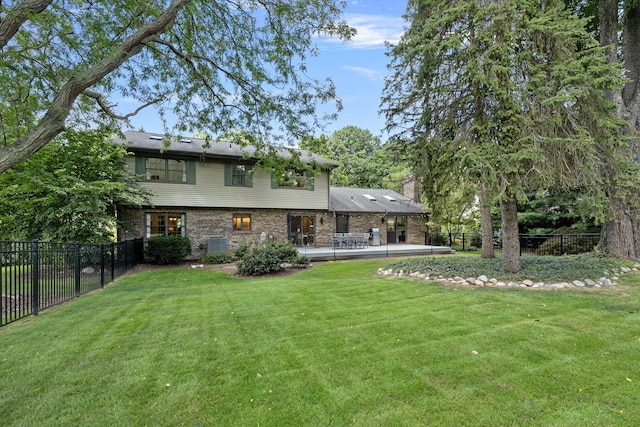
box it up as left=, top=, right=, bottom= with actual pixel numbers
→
left=329, top=187, right=426, bottom=214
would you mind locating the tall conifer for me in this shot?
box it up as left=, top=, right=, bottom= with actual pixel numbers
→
left=382, top=0, right=627, bottom=272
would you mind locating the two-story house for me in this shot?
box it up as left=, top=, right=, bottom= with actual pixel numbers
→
left=116, top=131, right=428, bottom=257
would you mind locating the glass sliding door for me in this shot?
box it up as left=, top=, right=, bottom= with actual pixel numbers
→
left=289, top=215, right=316, bottom=246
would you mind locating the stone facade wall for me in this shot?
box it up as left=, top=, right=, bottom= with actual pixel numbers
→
left=345, top=214, right=388, bottom=245
left=125, top=207, right=337, bottom=259
left=124, top=208, right=427, bottom=260
left=406, top=215, right=427, bottom=245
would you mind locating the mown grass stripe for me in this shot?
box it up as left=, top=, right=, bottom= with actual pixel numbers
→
left=1, top=259, right=639, bottom=426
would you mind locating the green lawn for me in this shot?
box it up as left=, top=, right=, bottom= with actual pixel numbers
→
left=1, top=259, right=639, bottom=426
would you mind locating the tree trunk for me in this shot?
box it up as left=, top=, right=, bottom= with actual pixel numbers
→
left=500, top=195, right=521, bottom=273
left=600, top=198, right=640, bottom=259
left=479, top=183, right=495, bottom=258
left=598, top=0, right=640, bottom=259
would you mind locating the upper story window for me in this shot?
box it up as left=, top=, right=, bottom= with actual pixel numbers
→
left=272, top=169, right=314, bottom=190
left=135, top=156, right=196, bottom=184
left=232, top=165, right=247, bottom=186
left=146, top=158, right=187, bottom=183
left=224, top=163, right=253, bottom=187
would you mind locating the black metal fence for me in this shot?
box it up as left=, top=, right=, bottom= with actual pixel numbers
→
left=1, top=238, right=143, bottom=328
left=425, top=232, right=601, bottom=256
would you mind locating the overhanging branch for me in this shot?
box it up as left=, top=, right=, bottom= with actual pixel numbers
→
left=0, top=0, right=192, bottom=174
left=0, top=0, right=53, bottom=50
left=83, top=89, right=164, bottom=120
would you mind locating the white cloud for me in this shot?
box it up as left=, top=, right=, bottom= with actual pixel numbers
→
left=342, top=66, right=383, bottom=82
left=322, top=13, right=405, bottom=49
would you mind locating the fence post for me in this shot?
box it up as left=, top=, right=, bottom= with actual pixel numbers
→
left=100, top=244, right=106, bottom=288
left=560, top=235, right=564, bottom=255
left=124, top=241, right=128, bottom=270
left=75, top=242, right=81, bottom=297
left=110, top=242, right=115, bottom=282
left=31, top=240, right=40, bottom=315
left=462, top=233, right=466, bottom=251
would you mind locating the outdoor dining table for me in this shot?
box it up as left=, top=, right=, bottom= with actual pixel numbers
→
left=330, top=233, right=369, bottom=249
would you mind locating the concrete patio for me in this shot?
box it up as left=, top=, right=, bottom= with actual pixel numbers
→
left=297, top=243, right=455, bottom=261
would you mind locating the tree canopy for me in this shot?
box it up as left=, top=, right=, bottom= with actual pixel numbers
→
left=0, top=0, right=354, bottom=173
left=0, top=129, right=149, bottom=242
left=300, top=126, right=405, bottom=189
left=382, top=0, right=627, bottom=272
left=594, top=0, right=640, bottom=259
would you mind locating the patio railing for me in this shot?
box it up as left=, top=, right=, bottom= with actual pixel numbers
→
left=1, top=238, right=143, bottom=328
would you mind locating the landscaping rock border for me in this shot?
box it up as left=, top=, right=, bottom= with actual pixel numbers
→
left=376, top=266, right=640, bottom=289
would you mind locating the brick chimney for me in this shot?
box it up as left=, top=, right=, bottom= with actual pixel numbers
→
left=403, top=175, right=421, bottom=202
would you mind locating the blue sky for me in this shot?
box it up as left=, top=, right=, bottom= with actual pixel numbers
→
left=128, top=0, right=407, bottom=141
left=310, top=0, right=407, bottom=138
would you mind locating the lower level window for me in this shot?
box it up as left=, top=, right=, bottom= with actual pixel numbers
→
left=146, top=213, right=185, bottom=238
left=233, top=213, right=251, bottom=231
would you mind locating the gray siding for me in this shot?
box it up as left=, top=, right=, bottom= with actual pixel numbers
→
left=127, top=157, right=330, bottom=210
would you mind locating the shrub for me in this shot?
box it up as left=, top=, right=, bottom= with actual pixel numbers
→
left=145, top=235, right=192, bottom=264
left=201, top=252, right=233, bottom=264
left=291, top=254, right=310, bottom=268
left=236, top=240, right=300, bottom=276
left=233, top=241, right=252, bottom=260
left=452, top=244, right=478, bottom=252
left=469, top=234, right=482, bottom=248
left=427, top=233, right=449, bottom=246
left=535, top=235, right=597, bottom=256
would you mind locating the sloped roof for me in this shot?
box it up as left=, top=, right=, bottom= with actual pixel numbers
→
left=114, top=130, right=336, bottom=168
left=330, top=187, right=426, bottom=215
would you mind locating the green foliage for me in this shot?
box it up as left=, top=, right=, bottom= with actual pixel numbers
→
left=236, top=240, right=303, bottom=276
left=232, top=241, right=253, bottom=260
left=201, top=252, right=233, bottom=265
left=382, top=0, right=630, bottom=271
left=0, top=0, right=354, bottom=173
left=386, top=252, right=634, bottom=282
left=0, top=128, right=150, bottom=243
left=517, top=191, right=600, bottom=233
left=427, top=233, right=450, bottom=246
left=291, top=254, right=311, bottom=268
left=300, top=126, right=399, bottom=189
left=145, top=236, right=192, bottom=265
left=534, top=232, right=599, bottom=256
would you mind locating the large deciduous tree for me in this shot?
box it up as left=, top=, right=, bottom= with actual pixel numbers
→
left=300, top=126, right=395, bottom=188
left=382, top=0, right=626, bottom=272
left=0, top=128, right=150, bottom=242
left=0, top=0, right=353, bottom=173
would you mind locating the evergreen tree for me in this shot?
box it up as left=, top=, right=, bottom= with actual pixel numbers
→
left=597, top=0, right=640, bottom=259
left=382, top=0, right=626, bottom=272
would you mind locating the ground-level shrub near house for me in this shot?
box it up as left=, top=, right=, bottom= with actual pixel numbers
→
left=201, top=252, right=233, bottom=264
left=145, top=235, right=192, bottom=264
left=236, top=240, right=307, bottom=276
left=232, top=241, right=252, bottom=260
